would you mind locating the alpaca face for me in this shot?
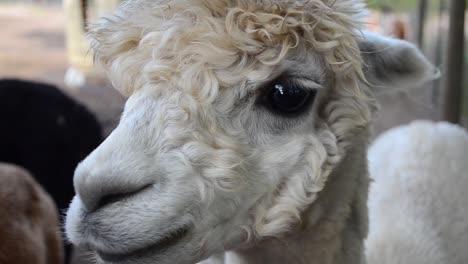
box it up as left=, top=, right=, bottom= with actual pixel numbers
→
left=65, top=1, right=435, bottom=263
left=67, top=55, right=336, bottom=264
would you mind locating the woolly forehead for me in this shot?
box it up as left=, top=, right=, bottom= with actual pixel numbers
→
left=89, top=0, right=365, bottom=97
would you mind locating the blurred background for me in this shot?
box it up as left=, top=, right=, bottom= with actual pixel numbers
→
left=0, top=0, right=466, bottom=264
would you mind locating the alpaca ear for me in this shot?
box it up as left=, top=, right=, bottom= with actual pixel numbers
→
left=358, top=32, right=439, bottom=90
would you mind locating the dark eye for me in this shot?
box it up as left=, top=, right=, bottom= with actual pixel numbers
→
left=267, top=81, right=317, bottom=115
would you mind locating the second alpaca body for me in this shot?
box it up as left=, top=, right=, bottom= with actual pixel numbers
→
left=366, top=121, right=468, bottom=264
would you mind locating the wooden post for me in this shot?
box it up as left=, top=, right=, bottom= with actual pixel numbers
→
left=82, top=0, right=88, bottom=29
left=442, top=0, right=465, bottom=123
left=63, top=0, right=93, bottom=74
left=416, top=0, right=428, bottom=48
left=431, top=0, right=446, bottom=106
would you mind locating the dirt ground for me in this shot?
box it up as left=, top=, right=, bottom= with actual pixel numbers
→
left=0, top=4, right=66, bottom=82
left=0, top=3, right=463, bottom=264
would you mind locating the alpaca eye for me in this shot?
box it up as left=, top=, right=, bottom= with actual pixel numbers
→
left=268, top=82, right=316, bottom=115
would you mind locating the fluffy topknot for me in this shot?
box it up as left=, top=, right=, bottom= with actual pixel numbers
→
left=89, top=0, right=366, bottom=98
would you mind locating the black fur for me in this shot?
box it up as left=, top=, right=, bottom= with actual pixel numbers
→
left=0, top=79, right=102, bottom=263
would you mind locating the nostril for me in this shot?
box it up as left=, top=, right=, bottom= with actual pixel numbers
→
left=94, top=184, right=153, bottom=212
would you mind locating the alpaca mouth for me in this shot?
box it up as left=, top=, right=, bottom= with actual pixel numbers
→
left=96, top=226, right=191, bottom=263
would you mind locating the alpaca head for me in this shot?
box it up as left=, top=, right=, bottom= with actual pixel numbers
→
left=65, top=1, right=435, bottom=263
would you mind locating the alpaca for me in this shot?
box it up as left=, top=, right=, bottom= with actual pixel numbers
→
left=65, top=1, right=436, bottom=263
left=0, top=79, right=103, bottom=262
left=0, top=163, right=64, bottom=264
left=366, top=121, right=468, bottom=264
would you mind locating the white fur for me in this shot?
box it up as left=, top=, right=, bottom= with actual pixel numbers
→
left=65, top=1, right=436, bottom=263
left=366, top=120, right=468, bottom=264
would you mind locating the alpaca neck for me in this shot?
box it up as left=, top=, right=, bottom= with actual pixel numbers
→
left=225, top=134, right=369, bottom=264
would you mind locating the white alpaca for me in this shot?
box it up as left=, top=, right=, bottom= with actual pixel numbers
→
left=65, top=1, right=436, bottom=263
left=366, top=121, right=468, bottom=264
